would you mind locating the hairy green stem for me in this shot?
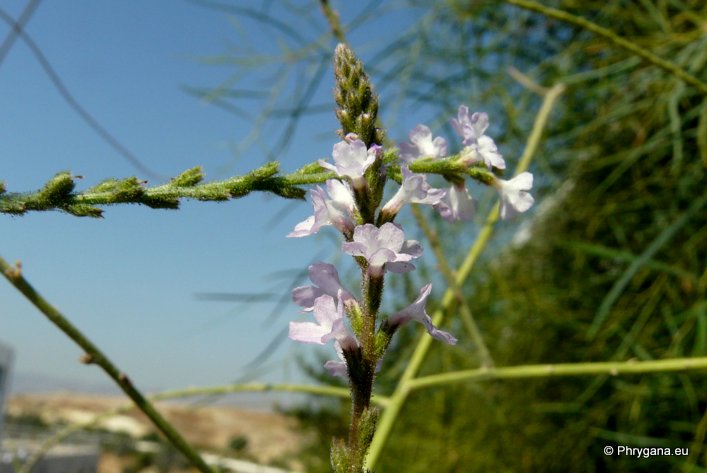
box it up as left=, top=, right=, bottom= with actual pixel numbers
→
left=0, top=255, right=214, bottom=473
left=0, top=156, right=493, bottom=217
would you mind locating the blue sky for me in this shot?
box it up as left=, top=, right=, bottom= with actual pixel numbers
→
left=0, top=1, right=432, bottom=401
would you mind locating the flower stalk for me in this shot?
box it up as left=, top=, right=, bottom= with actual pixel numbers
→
left=286, top=43, right=535, bottom=472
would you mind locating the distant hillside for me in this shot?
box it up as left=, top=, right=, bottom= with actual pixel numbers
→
left=6, top=392, right=307, bottom=470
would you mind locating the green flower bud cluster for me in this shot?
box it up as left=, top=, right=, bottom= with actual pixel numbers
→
left=334, top=43, right=385, bottom=147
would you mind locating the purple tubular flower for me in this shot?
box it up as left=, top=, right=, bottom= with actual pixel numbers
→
left=289, top=291, right=360, bottom=378
left=289, top=293, right=353, bottom=345
left=451, top=105, right=506, bottom=170
left=399, top=124, right=448, bottom=162
left=478, top=135, right=504, bottom=169
left=319, top=138, right=376, bottom=189
left=341, top=223, right=422, bottom=277
left=434, top=183, right=474, bottom=222
left=388, top=284, right=457, bottom=345
left=451, top=105, right=489, bottom=146
left=381, top=165, right=446, bottom=216
left=292, top=263, right=355, bottom=311
left=287, top=179, right=355, bottom=238
left=495, top=172, right=535, bottom=220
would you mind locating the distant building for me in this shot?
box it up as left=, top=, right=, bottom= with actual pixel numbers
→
left=0, top=342, right=12, bottom=445
left=0, top=343, right=99, bottom=473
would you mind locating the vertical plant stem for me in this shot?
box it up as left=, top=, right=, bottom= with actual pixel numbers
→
left=319, top=0, right=346, bottom=43
left=346, top=270, right=384, bottom=471
left=0, top=255, right=214, bottom=473
left=366, top=82, right=564, bottom=470
left=684, top=405, right=707, bottom=471
left=411, top=204, right=494, bottom=367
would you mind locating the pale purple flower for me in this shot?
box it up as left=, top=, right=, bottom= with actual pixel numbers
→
left=341, top=223, right=422, bottom=277
left=319, top=137, right=377, bottom=189
left=324, top=342, right=349, bottom=377
left=399, top=124, right=448, bottom=162
left=292, top=262, right=355, bottom=311
left=388, top=284, right=457, bottom=344
left=451, top=105, right=505, bottom=170
left=287, top=179, right=355, bottom=237
left=290, top=293, right=360, bottom=378
left=469, top=135, right=505, bottom=170
left=451, top=105, right=489, bottom=146
left=381, top=165, right=446, bottom=216
left=434, top=183, right=474, bottom=222
left=289, top=293, right=352, bottom=345
left=495, top=172, right=534, bottom=220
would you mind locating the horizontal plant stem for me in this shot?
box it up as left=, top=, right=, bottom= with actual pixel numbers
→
left=502, top=0, right=707, bottom=95
left=0, top=155, right=493, bottom=217
left=408, top=357, right=707, bottom=391
left=0, top=255, right=214, bottom=473
left=148, top=383, right=391, bottom=406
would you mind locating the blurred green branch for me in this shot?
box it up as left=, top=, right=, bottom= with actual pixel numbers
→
left=366, top=81, right=566, bottom=470
left=319, top=0, right=345, bottom=43
left=408, top=357, right=707, bottom=391
left=411, top=204, right=495, bottom=368
left=556, top=240, right=698, bottom=282
left=23, top=354, right=707, bottom=472
left=498, top=0, right=707, bottom=95
left=0, top=255, right=215, bottom=473
left=589, top=192, right=707, bottom=338
left=150, top=383, right=390, bottom=406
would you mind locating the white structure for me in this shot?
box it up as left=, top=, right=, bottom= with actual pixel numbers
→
left=0, top=445, right=98, bottom=473
left=0, top=342, right=13, bottom=445
left=0, top=342, right=99, bottom=473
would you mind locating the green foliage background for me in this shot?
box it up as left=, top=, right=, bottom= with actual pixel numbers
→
left=280, top=1, right=707, bottom=471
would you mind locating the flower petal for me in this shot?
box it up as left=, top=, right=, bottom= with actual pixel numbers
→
left=435, top=184, right=474, bottom=222
left=291, top=286, right=324, bottom=311
left=287, top=215, right=316, bottom=238
left=385, top=261, right=416, bottom=273
left=497, top=172, right=534, bottom=220
left=289, top=321, right=329, bottom=345
left=400, top=124, right=447, bottom=162
left=388, top=284, right=457, bottom=345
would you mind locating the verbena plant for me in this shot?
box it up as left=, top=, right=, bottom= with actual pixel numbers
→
left=2, top=2, right=706, bottom=472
